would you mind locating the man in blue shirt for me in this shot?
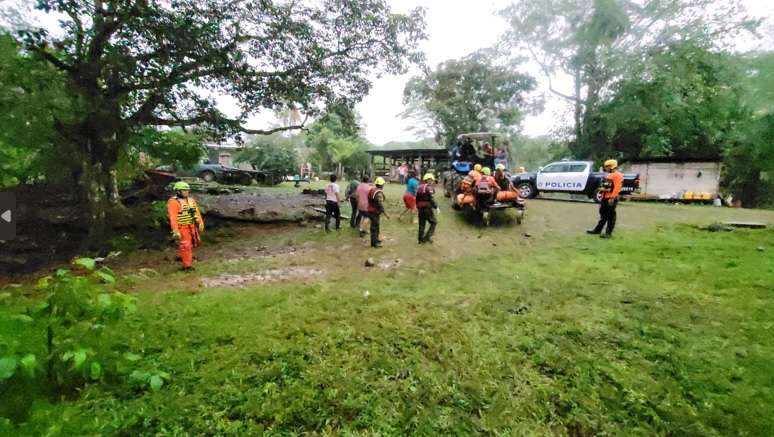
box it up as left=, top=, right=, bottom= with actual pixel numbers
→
left=399, top=171, right=419, bottom=223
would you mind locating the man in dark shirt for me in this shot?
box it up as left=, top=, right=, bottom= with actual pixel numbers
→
left=367, top=177, right=388, bottom=248
left=415, top=173, right=439, bottom=244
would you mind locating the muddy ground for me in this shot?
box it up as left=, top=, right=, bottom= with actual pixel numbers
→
left=2, top=182, right=773, bottom=289
left=0, top=184, right=327, bottom=277
left=43, top=185, right=774, bottom=291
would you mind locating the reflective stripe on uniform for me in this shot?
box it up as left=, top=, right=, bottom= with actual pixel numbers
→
left=176, top=198, right=197, bottom=225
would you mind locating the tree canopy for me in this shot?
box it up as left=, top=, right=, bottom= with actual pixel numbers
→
left=402, top=51, right=536, bottom=146
left=591, top=41, right=747, bottom=160
left=8, top=0, right=427, bottom=244
left=500, top=0, right=759, bottom=156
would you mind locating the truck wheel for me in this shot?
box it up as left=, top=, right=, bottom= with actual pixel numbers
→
left=239, top=174, right=253, bottom=186
left=517, top=182, right=536, bottom=199
left=199, top=171, right=216, bottom=183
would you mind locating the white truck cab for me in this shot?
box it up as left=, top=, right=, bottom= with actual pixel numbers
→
left=535, top=161, right=592, bottom=192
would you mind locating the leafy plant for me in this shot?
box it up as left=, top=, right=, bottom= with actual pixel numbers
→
left=129, top=369, right=172, bottom=392
left=0, top=258, right=142, bottom=390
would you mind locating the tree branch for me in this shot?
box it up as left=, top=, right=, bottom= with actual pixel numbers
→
left=30, top=45, right=74, bottom=72
left=527, top=46, right=582, bottom=104
left=146, top=113, right=310, bottom=135
left=240, top=114, right=310, bottom=135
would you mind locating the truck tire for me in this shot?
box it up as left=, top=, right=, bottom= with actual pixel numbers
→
left=238, top=174, right=253, bottom=186
left=517, top=182, right=536, bottom=199
left=199, top=170, right=216, bottom=183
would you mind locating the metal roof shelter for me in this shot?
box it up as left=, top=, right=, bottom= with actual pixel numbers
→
left=366, top=147, right=450, bottom=181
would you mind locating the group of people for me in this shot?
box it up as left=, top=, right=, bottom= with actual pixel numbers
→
left=455, top=163, right=521, bottom=207
left=323, top=172, right=440, bottom=247
left=451, top=139, right=509, bottom=170
left=164, top=159, right=625, bottom=270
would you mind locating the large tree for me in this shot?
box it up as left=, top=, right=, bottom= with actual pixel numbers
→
left=0, top=34, right=78, bottom=187
left=402, top=50, right=536, bottom=146
left=593, top=41, right=747, bottom=160
left=500, top=0, right=758, bottom=157
left=16, top=0, right=426, bottom=245
left=304, top=104, right=369, bottom=176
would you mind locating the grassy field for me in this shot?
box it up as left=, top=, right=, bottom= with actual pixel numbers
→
left=2, top=185, right=774, bottom=435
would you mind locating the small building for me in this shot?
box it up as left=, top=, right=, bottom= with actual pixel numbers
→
left=205, top=141, right=242, bottom=166
left=624, top=158, right=722, bottom=200
left=366, top=147, right=450, bottom=182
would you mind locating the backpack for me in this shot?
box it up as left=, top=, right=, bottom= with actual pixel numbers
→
left=476, top=178, right=494, bottom=195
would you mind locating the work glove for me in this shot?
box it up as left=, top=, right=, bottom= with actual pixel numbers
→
left=172, top=231, right=181, bottom=240
left=198, top=223, right=205, bottom=232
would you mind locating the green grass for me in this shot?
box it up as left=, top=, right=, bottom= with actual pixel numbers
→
left=2, top=225, right=773, bottom=435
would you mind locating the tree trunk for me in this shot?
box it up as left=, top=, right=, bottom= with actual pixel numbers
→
left=81, top=157, right=111, bottom=250
left=108, top=169, right=123, bottom=207
left=574, top=68, right=583, bottom=145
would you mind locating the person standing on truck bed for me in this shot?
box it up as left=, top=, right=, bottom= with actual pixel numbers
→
left=587, top=159, right=623, bottom=239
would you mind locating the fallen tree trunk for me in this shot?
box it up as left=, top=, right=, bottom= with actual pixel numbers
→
left=197, top=192, right=327, bottom=222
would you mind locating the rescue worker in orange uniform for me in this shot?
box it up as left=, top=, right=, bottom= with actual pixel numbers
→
left=469, top=164, right=483, bottom=184
left=587, top=159, right=623, bottom=238
left=480, top=167, right=500, bottom=193
left=167, top=181, right=204, bottom=270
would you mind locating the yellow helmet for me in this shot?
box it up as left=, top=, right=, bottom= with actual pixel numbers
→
left=482, top=167, right=491, bottom=175
left=423, top=173, right=435, bottom=181
left=374, top=177, right=385, bottom=186
left=173, top=181, right=191, bottom=191
left=473, top=164, right=482, bottom=172
left=604, top=159, right=618, bottom=169
left=495, top=163, right=505, bottom=171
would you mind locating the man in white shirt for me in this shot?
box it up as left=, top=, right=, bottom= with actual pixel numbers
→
left=324, top=174, right=341, bottom=232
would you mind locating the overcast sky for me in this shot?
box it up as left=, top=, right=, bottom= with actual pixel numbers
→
left=357, top=0, right=774, bottom=146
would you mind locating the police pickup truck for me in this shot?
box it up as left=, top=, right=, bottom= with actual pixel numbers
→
left=510, top=161, right=639, bottom=201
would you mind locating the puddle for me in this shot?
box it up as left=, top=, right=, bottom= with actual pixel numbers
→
left=222, top=247, right=305, bottom=264
left=202, top=267, right=324, bottom=288
left=365, top=258, right=402, bottom=270
left=377, top=259, right=402, bottom=270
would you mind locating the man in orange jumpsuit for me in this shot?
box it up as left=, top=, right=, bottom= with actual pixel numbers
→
left=167, top=181, right=204, bottom=271
left=587, top=159, right=623, bottom=239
